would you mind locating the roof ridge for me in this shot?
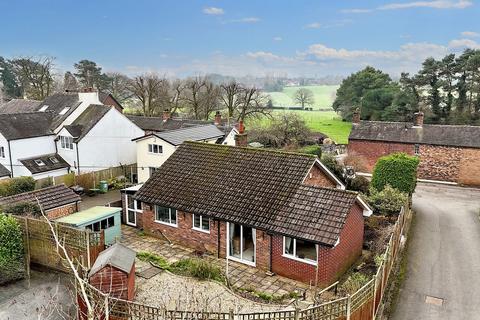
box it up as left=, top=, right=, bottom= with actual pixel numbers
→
left=183, top=141, right=317, bottom=158
left=360, top=120, right=480, bottom=129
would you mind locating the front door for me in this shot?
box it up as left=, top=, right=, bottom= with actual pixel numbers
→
left=126, top=194, right=140, bottom=226
left=227, top=222, right=256, bottom=266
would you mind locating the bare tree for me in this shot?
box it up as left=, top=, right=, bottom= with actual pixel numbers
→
left=105, top=72, right=132, bottom=103
left=294, top=88, right=315, bottom=109
left=182, top=77, right=207, bottom=119
left=129, top=74, right=170, bottom=116
left=63, top=71, right=79, bottom=92
left=201, top=81, right=221, bottom=120
left=220, top=81, right=242, bottom=119
left=236, top=86, right=271, bottom=121
left=10, top=56, right=56, bottom=100
left=169, top=79, right=185, bottom=115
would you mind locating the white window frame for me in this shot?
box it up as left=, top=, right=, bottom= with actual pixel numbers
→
left=34, top=159, right=46, bottom=166
left=226, top=222, right=256, bottom=267
left=192, top=214, right=210, bottom=233
left=154, top=205, right=177, bottom=227
left=148, top=144, right=163, bottom=154
left=125, top=194, right=142, bottom=226
left=59, top=136, right=74, bottom=150
left=282, top=236, right=318, bottom=266
left=0, top=146, right=4, bottom=158
left=39, top=105, right=49, bottom=112
left=59, top=107, right=70, bottom=115
left=414, top=144, right=420, bottom=156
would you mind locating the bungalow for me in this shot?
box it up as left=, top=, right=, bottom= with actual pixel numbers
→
left=0, top=184, right=81, bottom=219
left=348, top=111, right=480, bottom=185
left=133, top=142, right=371, bottom=285
left=133, top=124, right=226, bottom=183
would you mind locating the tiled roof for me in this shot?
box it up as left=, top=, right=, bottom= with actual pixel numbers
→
left=0, top=184, right=81, bottom=212
left=20, top=153, right=70, bottom=174
left=135, top=142, right=357, bottom=245
left=135, top=125, right=225, bottom=146
left=65, top=105, right=111, bottom=141
left=0, top=112, right=55, bottom=140
left=0, top=163, right=10, bottom=178
left=349, top=121, right=480, bottom=148
left=126, top=115, right=208, bottom=132
left=0, top=99, right=41, bottom=114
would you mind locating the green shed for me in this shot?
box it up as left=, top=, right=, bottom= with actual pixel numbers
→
left=56, top=206, right=122, bottom=246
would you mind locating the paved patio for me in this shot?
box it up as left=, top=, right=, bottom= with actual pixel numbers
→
left=79, top=189, right=121, bottom=210
left=120, top=225, right=313, bottom=300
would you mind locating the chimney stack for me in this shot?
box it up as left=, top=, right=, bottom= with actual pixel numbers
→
left=352, top=108, right=361, bottom=124
left=413, top=111, right=424, bottom=127
left=162, top=109, right=171, bottom=122
left=214, top=111, right=222, bottom=125
left=234, top=120, right=248, bottom=147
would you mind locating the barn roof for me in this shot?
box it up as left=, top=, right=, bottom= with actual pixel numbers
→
left=89, top=243, right=136, bottom=276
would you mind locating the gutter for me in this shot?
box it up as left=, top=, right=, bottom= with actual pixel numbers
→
left=76, top=142, right=80, bottom=174
left=7, top=140, right=13, bottom=177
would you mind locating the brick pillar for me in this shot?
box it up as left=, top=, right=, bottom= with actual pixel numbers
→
left=352, top=109, right=361, bottom=124
left=162, top=109, right=171, bottom=122
left=214, top=111, right=222, bottom=125
left=235, top=120, right=248, bottom=147
left=413, top=112, right=424, bottom=127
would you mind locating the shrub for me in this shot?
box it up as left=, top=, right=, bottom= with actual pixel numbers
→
left=75, top=173, right=95, bottom=190
left=341, top=272, right=369, bottom=294
left=347, top=176, right=370, bottom=193
left=371, top=153, right=419, bottom=194
left=0, top=177, right=36, bottom=197
left=367, top=185, right=408, bottom=216
left=298, top=145, right=322, bottom=157
left=171, top=258, right=225, bottom=283
left=136, top=251, right=170, bottom=269
left=1, top=202, right=41, bottom=216
left=321, top=153, right=344, bottom=181
left=0, top=213, right=25, bottom=284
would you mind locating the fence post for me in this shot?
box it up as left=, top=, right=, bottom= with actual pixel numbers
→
left=86, top=230, right=91, bottom=269
left=372, top=275, right=377, bottom=320
left=24, top=217, right=31, bottom=279
left=229, top=308, right=234, bottom=320
left=346, top=294, right=351, bottom=320
left=294, top=306, right=300, bottom=320
left=104, top=294, right=109, bottom=320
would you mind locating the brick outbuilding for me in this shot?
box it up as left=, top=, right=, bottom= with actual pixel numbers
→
left=348, top=111, right=480, bottom=186
left=134, top=142, right=371, bottom=286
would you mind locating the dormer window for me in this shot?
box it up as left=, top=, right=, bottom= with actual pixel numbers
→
left=39, top=105, right=49, bottom=112
left=59, top=107, right=70, bottom=115
left=34, top=159, right=45, bottom=166
left=60, top=136, right=74, bottom=150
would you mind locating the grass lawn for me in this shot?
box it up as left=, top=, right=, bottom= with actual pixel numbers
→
left=266, top=85, right=339, bottom=109
left=251, top=110, right=352, bottom=144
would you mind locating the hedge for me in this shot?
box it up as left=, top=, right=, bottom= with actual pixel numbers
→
left=367, top=185, right=408, bottom=216
left=0, top=213, right=25, bottom=284
left=371, top=153, right=419, bottom=194
left=0, top=176, right=36, bottom=197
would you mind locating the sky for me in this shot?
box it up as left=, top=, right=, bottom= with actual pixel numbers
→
left=1, top=0, right=479, bottom=78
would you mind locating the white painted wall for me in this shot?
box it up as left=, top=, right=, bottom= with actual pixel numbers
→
left=222, top=128, right=238, bottom=146
left=76, top=108, right=143, bottom=173
left=56, top=128, right=79, bottom=170
left=53, top=92, right=102, bottom=133
left=0, top=133, right=11, bottom=177
left=32, top=168, right=70, bottom=180
left=9, top=135, right=57, bottom=177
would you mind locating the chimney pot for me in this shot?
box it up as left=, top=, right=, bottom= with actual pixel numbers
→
left=162, top=109, right=171, bottom=122
left=352, top=108, right=361, bottom=124
left=214, top=111, right=222, bottom=125
left=414, top=112, right=424, bottom=127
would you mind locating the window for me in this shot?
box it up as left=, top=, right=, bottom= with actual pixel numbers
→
left=414, top=144, right=420, bottom=155
left=193, top=214, right=210, bottom=233
left=34, top=159, right=45, bottom=166
left=49, top=156, right=59, bottom=164
left=148, top=144, right=163, bottom=154
left=101, top=219, right=107, bottom=229
left=0, top=146, right=4, bottom=158
left=155, top=205, right=177, bottom=226
left=107, top=216, right=115, bottom=228
left=60, top=136, right=74, bottom=150
left=39, top=105, right=49, bottom=112
left=283, top=237, right=317, bottom=265
left=92, top=222, right=101, bottom=232
left=59, top=107, right=70, bottom=115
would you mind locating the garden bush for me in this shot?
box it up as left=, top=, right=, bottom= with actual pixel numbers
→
left=321, top=153, right=344, bottom=181
left=347, top=176, right=370, bottom=193
left=1, top=201, right=41, bottom=216
left=367, top=185, right=408, bottom=216
left=0, top=213, right=25, bottom=284
left=0, top=176, right=36, bottom=197
left=341, top=272, right=369, bottom=294
left=371, top=153, right=419, bottom=194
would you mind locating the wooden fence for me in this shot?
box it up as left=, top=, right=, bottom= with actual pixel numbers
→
left=34, top=164, right=137, bottom=189
left=13, top=216, right=104, bottom=274
left=78, top=204, right=412, bottom=320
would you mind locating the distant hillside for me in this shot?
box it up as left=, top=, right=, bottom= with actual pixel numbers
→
left=266, top=85, right=339, bottom=109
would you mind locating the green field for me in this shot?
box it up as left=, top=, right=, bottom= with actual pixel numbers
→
left=266, top=85, right=339, bottom=109
left=252, top=110, right=351, bottom=144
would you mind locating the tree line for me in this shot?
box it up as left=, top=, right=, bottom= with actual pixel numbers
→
left=0, top=56, right=270, bottom=121
left=333, top=49, right=480, bottom=125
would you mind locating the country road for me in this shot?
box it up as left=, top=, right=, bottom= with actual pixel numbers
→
left=392, top=183, right=480, bottom=320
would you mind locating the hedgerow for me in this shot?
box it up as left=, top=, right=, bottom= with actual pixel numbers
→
left=0, top=213, right=25, bottom=284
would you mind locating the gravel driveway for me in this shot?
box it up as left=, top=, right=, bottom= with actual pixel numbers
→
left=392, top=183, right=480, bottom=320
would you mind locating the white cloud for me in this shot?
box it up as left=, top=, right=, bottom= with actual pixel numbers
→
left=448, top=38, right=480, bottom=49
left=343, top=0, right=472, bottom=13
left=273, top=36, right=283, bottom=41
left=305, top=22, right=322, bottom=29
left=461, top=31, right=480, bottom=38
left=203, top=7, right=224, bottom=15
left=229, top=17, right=260, bottom=23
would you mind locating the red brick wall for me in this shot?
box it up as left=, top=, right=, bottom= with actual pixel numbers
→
left=348, top=140, right=414, bottom=172
left=143, top=206, right=219, bottom=254
left=47, top=203, right=78, bottom=220
left=303, top=164, right=337, bottom=188
left=271, top=203, right=364, bottom=286
left=459, top=148, right=480, bottom=185
left=102, top=95, right=123, bottom=113
left=416, top=144, right=461, bottom=182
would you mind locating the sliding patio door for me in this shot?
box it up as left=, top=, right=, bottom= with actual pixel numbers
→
left=227, top=222, right=256, bottom=266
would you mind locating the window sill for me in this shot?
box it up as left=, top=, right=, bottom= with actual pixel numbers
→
left=148, top=152, right=163, bottom=155
left=282, top=254, right=318, bottom=266
left=192, top=227, right=210, bottom=234
left=154, top=220, right=178, bottom=228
